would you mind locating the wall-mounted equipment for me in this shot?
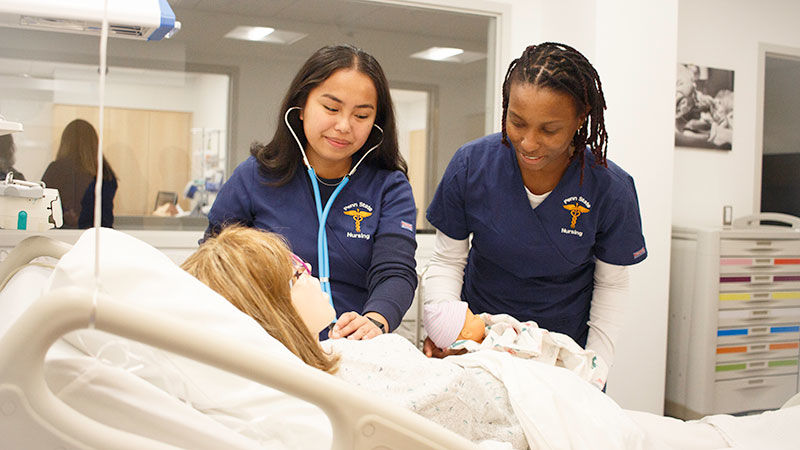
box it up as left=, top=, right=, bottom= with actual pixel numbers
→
left=0, top=0, right=180, bottom=41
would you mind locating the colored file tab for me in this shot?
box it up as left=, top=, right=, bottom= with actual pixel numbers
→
left=719, top=293, right=750, bottom=301
left=774, top=258, right=800, bottom=265
left=716, top=363, right=746, bottom=372
left=720, top=276, right=751, bottom=283
left=770, top=342, right=799, bottom=350
left=768, top=359, right=798, bottom=368
left=718, top=328, right=748, bottom=337
left=720, top=258, right=753, bottom=265
left=717, top=346, right=747, bottom=354
left=771, top=292, right=800, bottom=300
left=770, top=326, right=800, bottom=333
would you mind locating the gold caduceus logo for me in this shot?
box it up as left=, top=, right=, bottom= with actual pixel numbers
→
left=344, top=209, right=372, bottom=232
left=562, top=203, right=590, bottom=229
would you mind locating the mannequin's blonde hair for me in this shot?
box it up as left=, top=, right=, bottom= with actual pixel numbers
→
left=181, top=226, right=339, bottom=373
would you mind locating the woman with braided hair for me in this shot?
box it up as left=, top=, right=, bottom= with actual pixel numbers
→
left=422, top=43, right=647, bottom=383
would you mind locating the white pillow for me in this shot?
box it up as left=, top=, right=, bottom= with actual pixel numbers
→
left=43, top=228, right=332, bottom=449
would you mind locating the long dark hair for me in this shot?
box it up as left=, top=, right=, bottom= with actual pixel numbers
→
left=0, top=134, right=16, bottom=174
left=501, top=42, right=608, bottom=181
left=252, top=44, right=405, bottom=185
left=57, top=119, right=116, bottom=180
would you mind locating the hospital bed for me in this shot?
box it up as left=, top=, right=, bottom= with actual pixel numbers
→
left=3, top=231, right=800, bottom=450
left=0, top=233, right=479, bottom=449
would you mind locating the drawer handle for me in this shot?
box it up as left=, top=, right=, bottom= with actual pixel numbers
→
left=751, top=276, right=772, bottom=284
left=748, top=299, right=772, bottom=305
left=749, top=344, right=767, bottom=352
left=749, top=293, right=771, bottom=303
left=747, top=361, right=767, bottom=369
left=749, top=310, right=770, bottom=319
left=739, top=378, right=768, bottom=389
left=750, top=327, right=769, bottom=335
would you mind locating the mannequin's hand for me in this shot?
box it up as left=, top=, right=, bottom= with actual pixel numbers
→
left=422, top=336, right=467, bottom=358
left=329, top=311, right=385, bottom=340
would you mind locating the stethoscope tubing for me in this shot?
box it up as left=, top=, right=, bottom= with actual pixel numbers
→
left=284, top=107, right=382, bottom=320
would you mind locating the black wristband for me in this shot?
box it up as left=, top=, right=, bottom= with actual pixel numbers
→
left=366, top=316, right=386, bottom=333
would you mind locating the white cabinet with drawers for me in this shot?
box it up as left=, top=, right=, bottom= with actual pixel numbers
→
left=666, top=214, right=800, bottom=419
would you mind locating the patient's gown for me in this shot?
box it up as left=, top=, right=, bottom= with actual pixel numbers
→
left=323, top=334, right=527, bottom=449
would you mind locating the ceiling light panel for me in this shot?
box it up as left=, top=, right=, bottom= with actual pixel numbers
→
left=410, top=47, right=485, bottom=64
left=224, top=26, right=305, bottom=45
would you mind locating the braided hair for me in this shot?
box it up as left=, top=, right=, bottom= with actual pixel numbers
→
left=501, top=42, right=608, bottom=180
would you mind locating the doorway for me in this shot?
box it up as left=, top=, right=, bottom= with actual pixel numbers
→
left=759, top=47, right=800, bottom=217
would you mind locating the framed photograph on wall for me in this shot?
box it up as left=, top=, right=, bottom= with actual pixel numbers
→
left=675, top=63, right=734, bottom=150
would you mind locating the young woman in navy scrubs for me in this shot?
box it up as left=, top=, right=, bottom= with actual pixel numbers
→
left=206, top=45, right=417, bottom=340
left=423, top=43, right=647, bottom=369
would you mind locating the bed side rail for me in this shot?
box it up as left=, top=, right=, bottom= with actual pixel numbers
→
left=0, top=235, right=71, bottom=287
left=0, top=288, right=478, bottom=450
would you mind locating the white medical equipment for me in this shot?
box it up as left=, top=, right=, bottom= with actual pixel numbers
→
left=0, top=115, right=23, bottom=136
left=284, top=107, right=384, bottom=310
left=667, top=213, right=800, bottom=419
left=0, top=0, right=180, bottom=41
left=0, top=234, right=478, bottom=449
left=0, top=174, right=63, bottom=231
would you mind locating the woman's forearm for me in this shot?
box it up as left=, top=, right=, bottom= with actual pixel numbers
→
left=586, top=260, right=630, bottom=369
left=422, top=229, right=469, bottom=305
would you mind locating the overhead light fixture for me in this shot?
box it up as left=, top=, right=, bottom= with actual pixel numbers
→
left=245, top=26, right=274, bottom=41
left=411, top=47, right=486, bottom=64
left=413, top=47, right=463, bottom=61
left=224, top=26, right=306, bottom=45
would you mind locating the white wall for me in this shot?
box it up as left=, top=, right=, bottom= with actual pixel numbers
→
left=673, top=0, right=800, bottom=227
left=594, top=0, right=677, bottom=414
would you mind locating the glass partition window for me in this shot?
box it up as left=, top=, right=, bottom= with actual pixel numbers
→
left=0, top=0, right=493, bottom=231
left=0, top=55, right=228, bottom=223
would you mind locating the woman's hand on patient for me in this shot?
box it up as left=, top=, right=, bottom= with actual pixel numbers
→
left=329, top=311, right=386, bottom=340
left=423, top=337, right=467, bottom=358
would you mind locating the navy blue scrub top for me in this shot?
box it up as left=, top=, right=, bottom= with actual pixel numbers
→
left=206, top=156, right=418, bottom=336
left=427, top=133, right=647, bottom=346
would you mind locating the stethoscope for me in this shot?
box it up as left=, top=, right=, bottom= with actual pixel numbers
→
left=284, top=106, right=383, bottom=316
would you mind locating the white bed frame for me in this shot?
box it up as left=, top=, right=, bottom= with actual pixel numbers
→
left=0, top=236, right=478, bottom=450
